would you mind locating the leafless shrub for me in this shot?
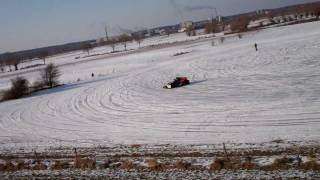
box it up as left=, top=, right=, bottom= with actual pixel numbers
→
left=73, top=148, right=96, bottom=170
left=209, top=157, right=241, bottom=171
left=145, top=158, right=165, bottom=171
left=120, top=160, right=134, bottom=169
left=175, top=159, right=191, bottom=170
left=209, top=158, right=229, bottom=171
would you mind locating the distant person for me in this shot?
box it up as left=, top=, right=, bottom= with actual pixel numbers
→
left=254, top=43, right=258, bottom=51
left=91, top=73, right=95, bottom=77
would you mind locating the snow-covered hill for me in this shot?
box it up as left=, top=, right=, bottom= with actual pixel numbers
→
left=0, top=21, right=320, bottom=150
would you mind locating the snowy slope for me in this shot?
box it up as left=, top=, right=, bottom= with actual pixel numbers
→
left=0, top=22, right=320, bottom=149
left=0, top=32, right=215, bottom=91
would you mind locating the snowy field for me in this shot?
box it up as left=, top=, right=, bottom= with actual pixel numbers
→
left=0, top=22, right=320, bottom=150
left=0, top=31, right=216, bottom=91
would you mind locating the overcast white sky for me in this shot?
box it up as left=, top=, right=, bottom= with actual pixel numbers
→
left=0, top=0, right=319, bottom=53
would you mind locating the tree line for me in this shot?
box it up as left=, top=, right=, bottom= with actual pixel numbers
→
left=92, top=32, right=145, bottom=55
left=202, top=2, right=320, bottom=34
left=0, top=50, right=55, bottom=73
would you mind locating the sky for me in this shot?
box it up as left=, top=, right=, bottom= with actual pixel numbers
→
left=0, top=0, right=319, bottom=53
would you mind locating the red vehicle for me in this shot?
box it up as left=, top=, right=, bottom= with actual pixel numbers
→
left=163, top=77, right=190, bottom=89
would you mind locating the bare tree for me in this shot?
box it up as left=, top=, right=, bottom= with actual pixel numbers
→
left=0, top=60, right=4, bottom=72
left=230, top=15, right=250, bottom=32
left=186, top=25, right=196, bottom=36
left=205, top=22, right=218, bottom=34
left=4, top=59, right=12, bottom=72
left=119, top=34, right=132, bottom=51
left=81, top=42, right=94, bottom=56
left=39, top=51, right=49, bottom=65
left=10, top=54, right=21, bottom=71
left=41, top=63, right=61, bottom=88
left=13, top=60, right=20, bottom=71
left=3, top=53, right=21, bottom=71
left=133, top=33, right=144, bottom=48
left=108, top=38, right=118, bottom=53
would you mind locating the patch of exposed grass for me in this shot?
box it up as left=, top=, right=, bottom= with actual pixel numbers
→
left=209, top=157, right=241, bottom=171
left=0, top=161, right=16, bottom=171
left=120, top=160, right=135, bottom=170
left=52, top=160, right=70, bottom=170
left=174, top=160, right=191, bottom=170
left=299, top=160, right=320, bottom=171
left=145, top=158, right=165, bottom=171
left=262, top=156, right=291, bottom=171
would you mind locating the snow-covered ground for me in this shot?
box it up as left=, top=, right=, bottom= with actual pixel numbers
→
left=2, top=169, right=319, bottom=179
left=0, top=21, right=320, bottom=150
left=0, top=31, right=216, bottom=91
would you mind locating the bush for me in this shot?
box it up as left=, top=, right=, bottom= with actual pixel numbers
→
left=2, top=77, right=29, bottom=101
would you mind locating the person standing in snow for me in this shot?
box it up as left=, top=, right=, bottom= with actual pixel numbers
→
left=254, top=43, right=258, bottom=51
